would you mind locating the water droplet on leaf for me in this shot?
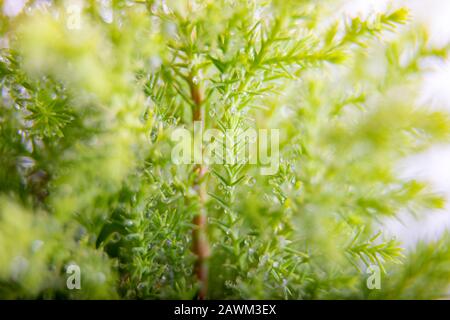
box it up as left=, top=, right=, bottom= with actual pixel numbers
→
left=193, top=75, right=200, bottom=85
left=124, top=220, right=134, bottom=227
left=150, top=127, right=158, bottom=142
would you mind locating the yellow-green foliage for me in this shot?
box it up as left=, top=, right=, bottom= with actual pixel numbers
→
left=0, top=0, right=449, bottom=299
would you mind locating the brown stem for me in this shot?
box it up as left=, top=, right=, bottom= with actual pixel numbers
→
left=190, top=75, right=209, bottom=299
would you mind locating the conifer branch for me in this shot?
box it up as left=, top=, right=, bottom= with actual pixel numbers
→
left=189, top=73, right=209, bottom=300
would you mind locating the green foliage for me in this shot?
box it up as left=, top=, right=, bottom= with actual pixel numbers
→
left=0, top=0, right=449, bottom=299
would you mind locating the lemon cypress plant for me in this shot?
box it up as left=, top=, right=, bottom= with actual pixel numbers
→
left=0, top=0, right=449, bottom=299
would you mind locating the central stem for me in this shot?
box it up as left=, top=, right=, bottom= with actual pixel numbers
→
left=190, top=75, right=209, bottom=299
